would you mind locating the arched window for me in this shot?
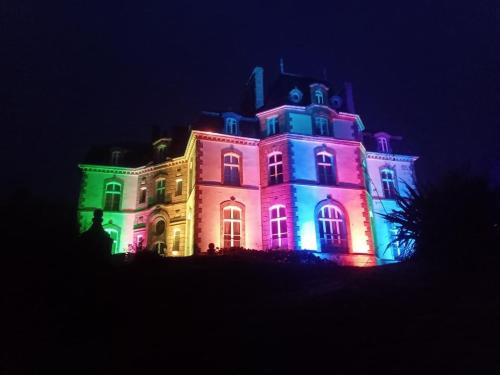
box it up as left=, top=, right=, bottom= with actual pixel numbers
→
left=156, top=178, right=166, bottom=203
left=269, top=205, right=287, bottom=249
left=223, top=153, right=241, bottom=186
left=155, top=220, right=165, bottom=235
left=314, top=89, right=324, bottom=105
left=381, top=168, right=397, bottom=198
left=225, top=117, right=238, bottom=135
left=268, top=152, right=283, bottom=185
left=222, top=206, right=242, bottom=248
left=316, top=152, right=336, bottom=185
left=104, top=182, right=121, bottom=211
left=104, top=226, right=120, bottom=254
left=314, top=117, right=330, bottom=136
left=317, top=204, right=347, bottom=252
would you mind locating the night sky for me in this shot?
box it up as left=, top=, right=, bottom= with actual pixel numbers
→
left=2, top=0, right=499, bottom=202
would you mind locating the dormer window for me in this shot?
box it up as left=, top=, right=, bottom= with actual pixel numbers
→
left=153, top=138, right=171, bottom=163
left=314, top=117, right=330, bottom=136
left=378, top=137, right=389, bottom=153
left=224, top=117, right=238, bottom=135
left=314, top=89, right=325, bottom=105
left=266, top=116, right=279, bottom=136
left=289, top=87, right=303, bottom=104
left=110, top=149, right=122, bottom=165
left=374, top=133, right=392, bottom=154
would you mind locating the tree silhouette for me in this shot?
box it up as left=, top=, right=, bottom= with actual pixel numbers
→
left=383, top=172, right=500, bottom=268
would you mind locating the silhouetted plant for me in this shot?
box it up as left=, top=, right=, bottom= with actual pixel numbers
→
left=382, top=172, right=500, bottom=268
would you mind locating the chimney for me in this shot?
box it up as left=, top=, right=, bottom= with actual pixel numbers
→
left=253, top=66, right=264, bottom=110
left=344, top=82, right=356, bottom=114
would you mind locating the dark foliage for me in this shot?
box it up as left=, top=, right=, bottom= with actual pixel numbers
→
left=383, top=172, right=500, bottom=268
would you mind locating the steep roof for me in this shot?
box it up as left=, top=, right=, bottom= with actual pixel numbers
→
left=191, top=111, right=260, bottom=139
left=259, top=73, right=351, bottom=112
left=83, top=126, right=190, bottom=168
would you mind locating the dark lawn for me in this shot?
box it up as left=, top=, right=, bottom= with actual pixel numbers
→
left=5, top=253, right=500, bottom=374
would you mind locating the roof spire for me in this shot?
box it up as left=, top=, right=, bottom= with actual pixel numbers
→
left=279, top=57, right=285, bottom=74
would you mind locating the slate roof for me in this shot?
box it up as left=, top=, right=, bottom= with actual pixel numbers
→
left=82, top=125, right=190, bottom=168
left=191, top=112, right=260, bottom=139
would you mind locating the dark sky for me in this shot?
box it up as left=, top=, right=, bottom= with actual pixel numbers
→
left=2, top=0, right=499, bottom=202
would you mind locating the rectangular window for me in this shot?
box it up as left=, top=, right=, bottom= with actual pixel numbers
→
left=315, top=117, right=330, bottom=136
left=270, top=205, right=287, bottom=248
left=381, top=169, right=397, bottom=198
left=268, top=153, right=284, bottom=185
left=223, top=154, right=240, bottom=185
left=266, top=116, right=279, bottom=136
left=173, top=230, right=181, bottom=252
left=104, top=182, right=121, bottom=211
left=175, top=179, right=183, bottom=196
left=223, top=206, right=242, bottom=248
left=156, top=179, right=166, bottom=203
left=139, top=187, right=147, bottom=204
left=316, top=152, right=335, bottom=185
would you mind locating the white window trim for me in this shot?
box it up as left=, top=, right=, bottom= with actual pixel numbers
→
left=268, top=152, right=283, bottom=184
left=104, top=182, right=121, bottom=210
left=318, top=205, right=346, bottom=248
left=381, top=169, right=397, bottom=198
left=225, top=117, right=238, bottom=135
left=223, top=153, right=240, bottom=185
left=378, top=137, right=389, bottom=153
left=314, top=89, right=324, bottom=105
left=267, top=116, right=279, bottom=135
left=269, top=204, right=287, bottom=248
left=223, top=206, right=242, bottom=248
left=316, top=151, right=334, bottom=184
left=315, top=116, right=329, bottom=135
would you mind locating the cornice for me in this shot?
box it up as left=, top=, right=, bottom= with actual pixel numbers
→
left=260, top=132, right=362, bottom=148
left=79, top=157, right=187, bottom=175
left=366, top=152, right=418, bottom=162
left=191, top=130, right=260, bottom=146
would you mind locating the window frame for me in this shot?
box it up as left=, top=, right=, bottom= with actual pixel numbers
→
left=224, top=117, right=238, bottom=135
left=316, top=203, right=348, bottom=252
left=378, top=137, right=389, bottom=153
left=316, top=151, right=336, bottom=185
left=220, top=200, right=245, bottom=249
left=380, top=168, right=398, bottom=198
left=266, top=116, right=279, bottom=136
left=314, top=89, right=325, bottom=105
left=103, top=181, right=122, bottom=211
left=268, top=152, right=284, bottom=185
left=155, top=178, right=166, bottom=202
left=175, top=179, right=183, bottom=196
left=314, top=116, right=330, bottom=136
left=172, top=229, right=181, bottom=253
left=222, top=152, right=241, bottom=186
left=269, top=204, right=288, bottom=249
